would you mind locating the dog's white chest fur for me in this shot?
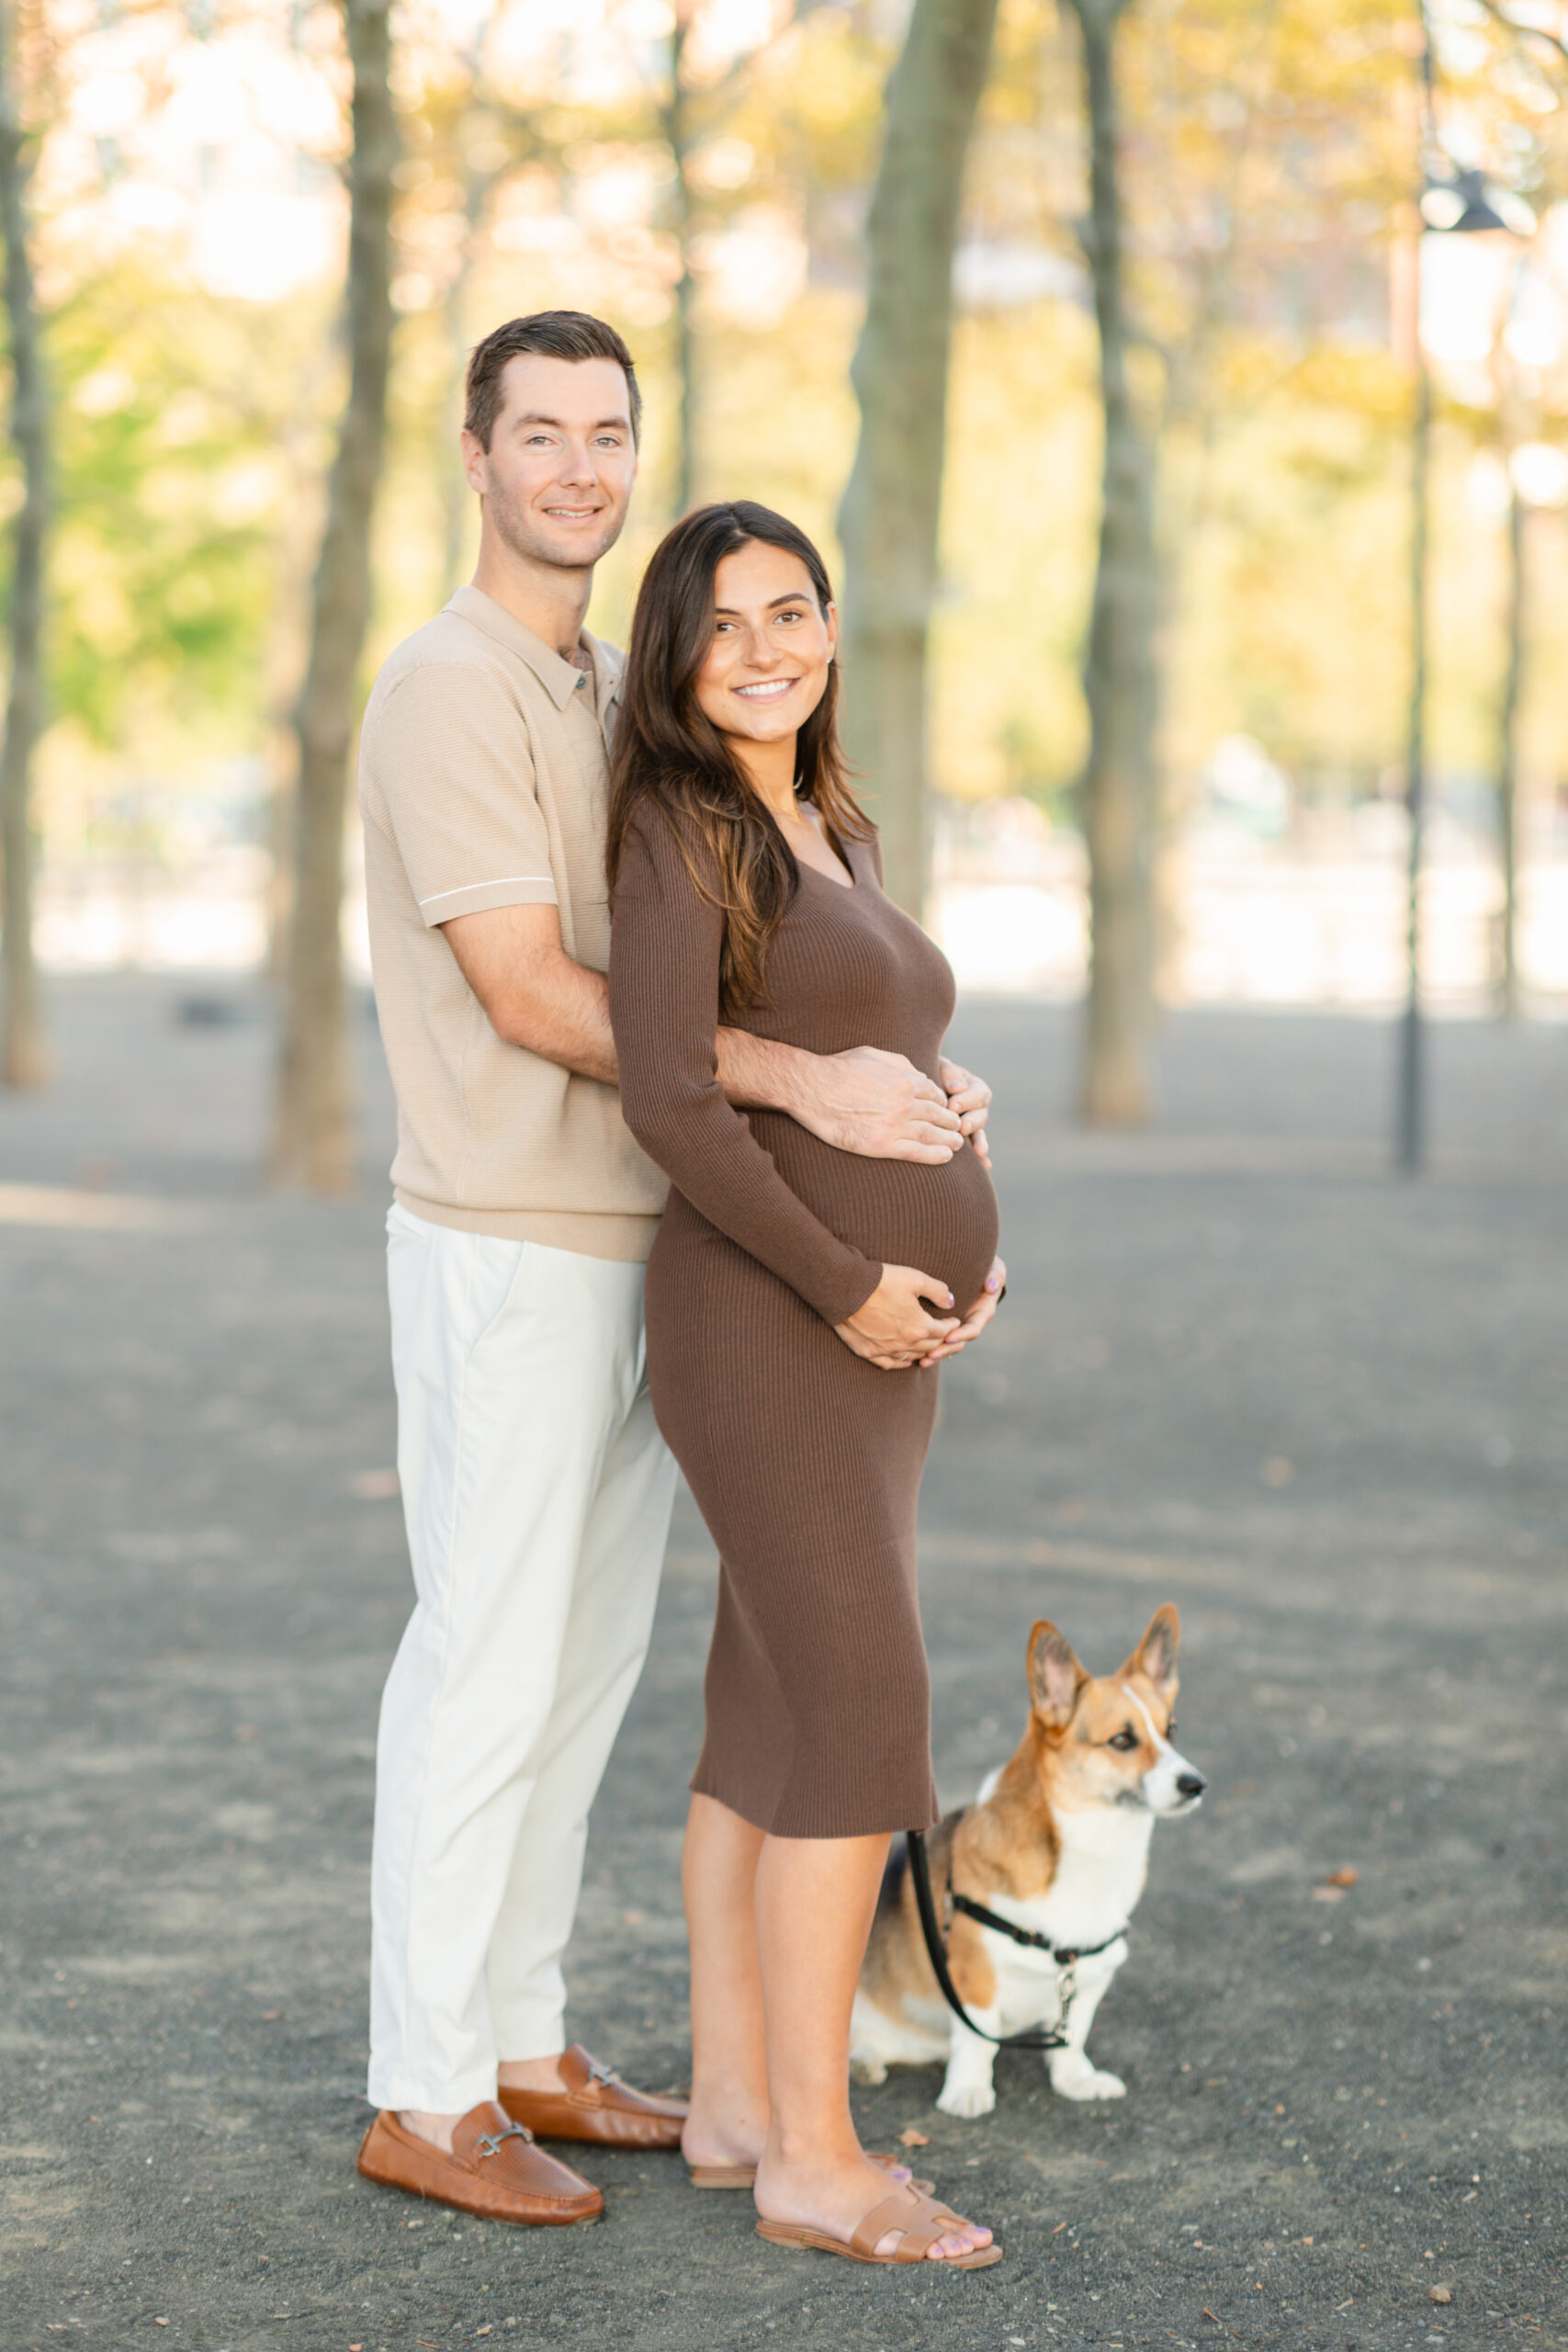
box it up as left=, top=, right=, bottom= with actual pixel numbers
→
left=850, top=1600, right=1203, bottom=2120
left=850, top=1800, right=1156, bottom=2120
left=1013, top=1798, right=1156, bottom=1952
left=942, top=1804, right=1152, bottom=2116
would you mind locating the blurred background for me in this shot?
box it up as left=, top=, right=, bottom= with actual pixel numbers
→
left=0, top=0, right=1567, bottom=1164
left=6, top=11, right=1568, bottom=2337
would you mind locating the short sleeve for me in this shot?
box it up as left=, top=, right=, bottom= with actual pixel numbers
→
left=365, top=660, right=558, bottom=928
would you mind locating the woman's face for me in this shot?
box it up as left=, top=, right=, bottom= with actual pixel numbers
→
left=692, top=538, right=837, bottom=761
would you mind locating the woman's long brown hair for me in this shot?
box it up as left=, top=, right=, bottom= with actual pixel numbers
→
left=605, top=501, right=873, bottom=1011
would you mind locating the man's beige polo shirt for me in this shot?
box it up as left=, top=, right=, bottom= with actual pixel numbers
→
left=357, top=583, right=667, bottom=1258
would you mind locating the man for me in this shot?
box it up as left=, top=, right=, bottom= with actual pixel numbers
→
left=353, top=311, right=994, bottom=2227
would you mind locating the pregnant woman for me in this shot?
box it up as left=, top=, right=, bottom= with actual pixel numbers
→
left=607, top=503, right=1004, bottom=2270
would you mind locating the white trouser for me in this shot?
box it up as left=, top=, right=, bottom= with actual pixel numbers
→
left=367, top=1204, right=677, bottom=2114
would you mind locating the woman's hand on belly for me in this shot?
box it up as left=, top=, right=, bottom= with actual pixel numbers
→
left=834, top=1263, right=960, bottom=1371
left=915, top=1253, right=1008, bottom=1369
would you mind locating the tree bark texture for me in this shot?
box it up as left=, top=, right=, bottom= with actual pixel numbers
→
left=662, top=7, right=697, bottom=518
left=0, top=1, right=48, bottom=1091
left=272, top=0, right=397, bottom=1190
left=836, top=0, right=999, bottom=917
left=1067, top=0, right=1159, bottom=1127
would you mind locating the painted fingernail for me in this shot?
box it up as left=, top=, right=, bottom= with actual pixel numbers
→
left=985, top=1274, right=999, bottom=1292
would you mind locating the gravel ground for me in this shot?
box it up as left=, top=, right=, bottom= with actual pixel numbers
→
left=2, top=977, right=1565, bottom=2352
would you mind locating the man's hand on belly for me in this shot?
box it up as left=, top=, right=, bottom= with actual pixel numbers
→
left=718, top=1035, right=989, bottom=1164
left=938, top=1057, right=993, bottom=1168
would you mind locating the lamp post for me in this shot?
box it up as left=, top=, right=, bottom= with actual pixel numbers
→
left=1397, top=9, right=1514, bottom=1174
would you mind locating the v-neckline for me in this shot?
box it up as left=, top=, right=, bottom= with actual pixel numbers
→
left=794, top=814, right=855, bottom=891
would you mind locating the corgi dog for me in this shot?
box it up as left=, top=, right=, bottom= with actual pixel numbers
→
left=851, top=1605, right=1205, bottom=2120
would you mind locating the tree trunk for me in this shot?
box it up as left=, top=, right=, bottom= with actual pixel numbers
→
left=1066, top=0, right=1159, bottom=1126
left=271, top=0, right=397, bottom=1191
left=662, top=7, right=697, bottom=518
left=0, top=1, right=49, bottom=1091
left=440, top=147, right=504, bottom=602
left=441, top=260, right=473, bottom=601
left=1496, top=475, right=1522, bottom=1018
left=836, top=0, right=999, bottom=918
left=1396, top=347, right=1430, bottom=1172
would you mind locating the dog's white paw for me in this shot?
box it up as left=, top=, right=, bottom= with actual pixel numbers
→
left=1050, top=2060, right=1125, bottom=2102
left=937, top=2076, right=997, bottom=2120
left=850, top=2053, right=888, bottom=2086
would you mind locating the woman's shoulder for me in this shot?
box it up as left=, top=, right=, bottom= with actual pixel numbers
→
left=614, top=790, right=723, bottom=903
left=622, top=789, right=705, bottom=859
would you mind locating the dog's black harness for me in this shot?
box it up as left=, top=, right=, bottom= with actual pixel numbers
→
left=949, top=1885, right=1128, bottom=1967
left=905, top=1828, right=1129, bottom=2052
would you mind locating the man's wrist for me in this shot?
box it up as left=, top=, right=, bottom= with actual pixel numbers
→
left=716, top=1027, right=811, bottom=1116
left=760, top=1039, right=813, bottom=1121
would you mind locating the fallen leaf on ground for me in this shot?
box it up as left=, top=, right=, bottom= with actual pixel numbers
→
left=1325, top=1867, right=1358, bottom=1887
left=1430, top=2286, right=1452, bottom=2304
left=1311, top=1885, right=1346, bottom=1902
left=897, top=2126, right=931, bottom=2146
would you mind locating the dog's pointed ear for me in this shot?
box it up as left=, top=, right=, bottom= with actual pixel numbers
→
left=1028, top=1620, right=1087, bottom=1730
left=1122, top=1604, right=1180, bottom=1702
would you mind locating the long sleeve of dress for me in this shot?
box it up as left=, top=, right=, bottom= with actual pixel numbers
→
left=609, top=808, right=883, bottom=1327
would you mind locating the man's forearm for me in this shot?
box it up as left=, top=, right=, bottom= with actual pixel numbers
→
left=499, top=960, right=619, bottom=1086
left=443, top=905, right=622, bottom=1085
left=507, top=1007, right=806, bottom=1102
left=716, top=1032, right=965, bottom=1163
left=446, top=896, right=971, bottom=1159
left=715, top=1027, right=814, bottom=1116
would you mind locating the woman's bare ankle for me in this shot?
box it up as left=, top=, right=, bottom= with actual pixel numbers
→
left=681, top=2089, right=770, bottom=2167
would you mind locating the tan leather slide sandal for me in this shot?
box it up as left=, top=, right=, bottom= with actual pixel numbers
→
left=756, top=2183, right=1001, bottom=2268
left=689, top=2150, right=931, bottom=2194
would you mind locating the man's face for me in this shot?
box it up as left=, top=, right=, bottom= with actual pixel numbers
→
left=462, top=353, right=637, bottom=573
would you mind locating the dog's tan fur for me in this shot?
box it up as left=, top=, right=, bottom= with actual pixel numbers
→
left=852, top=1605, right=1204, bottom=2118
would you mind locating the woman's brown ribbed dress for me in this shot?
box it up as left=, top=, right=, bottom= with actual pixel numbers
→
left=609, top=812, right=998, bottom=1839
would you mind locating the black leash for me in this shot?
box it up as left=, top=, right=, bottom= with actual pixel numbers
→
left=904, top=1828, right=1128, bottom=2052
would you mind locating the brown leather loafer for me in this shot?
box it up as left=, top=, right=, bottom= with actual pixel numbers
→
left=356, top=2100, right=603, bottom=2226
left=497, top=2044, right=688, bottom=2151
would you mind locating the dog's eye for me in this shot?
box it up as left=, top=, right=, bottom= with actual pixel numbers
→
left=1108, top=1729, right=1139, bottom=1752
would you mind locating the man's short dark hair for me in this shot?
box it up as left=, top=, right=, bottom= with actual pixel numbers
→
left=464, top=311, right=641, bottom=452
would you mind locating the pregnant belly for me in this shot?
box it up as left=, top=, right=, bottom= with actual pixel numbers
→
left=748, top=1111, right=1000, bottom=1311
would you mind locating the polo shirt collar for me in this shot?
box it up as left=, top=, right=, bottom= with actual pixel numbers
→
left=446, top=583, right=587, bottom=712
left=582, top=629, right=623, bottom=729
